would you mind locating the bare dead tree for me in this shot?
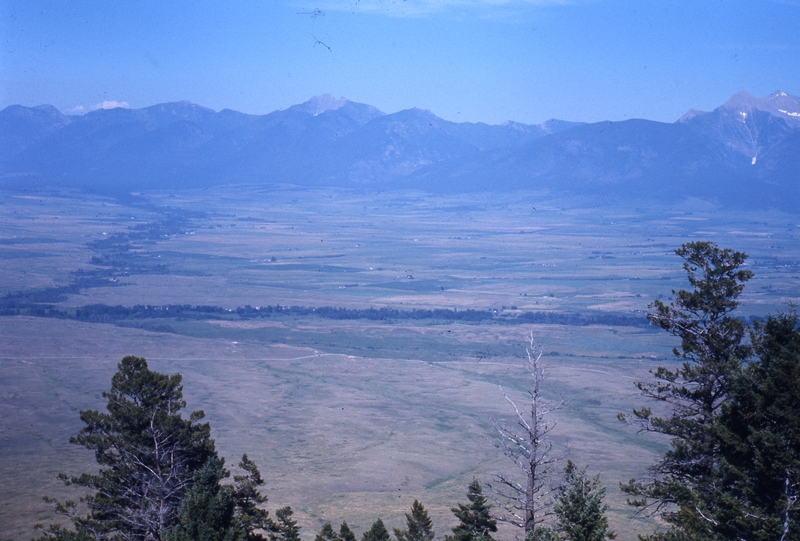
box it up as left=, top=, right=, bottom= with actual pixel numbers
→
left=486, top=333, right=564, bottom=536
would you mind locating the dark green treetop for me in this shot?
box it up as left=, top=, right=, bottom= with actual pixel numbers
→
left=554, top=461, right=615, bottom=541
left=644, top=241, right=753, bottom=424
left=716, top=310, right=800, bottom=541
left=270, top=506, right=301, bottom=541
left=234, top=454, right=274, bottom=540
left=35, top=357, right=278, bottom=541
left=620, top=242, right=759, bottom=540
left=37, top=356, right=217, bottom=541
left=393, top=500, right=435, bottom=541
left=362, top=519, right=390, bottom=541
left=339, top=521, right=357, bottom=541
left=446, top=480, right=497, bottom=541
left=316, top=523, right=342, bottom=541
left=164, top=456, right=238, bottom=541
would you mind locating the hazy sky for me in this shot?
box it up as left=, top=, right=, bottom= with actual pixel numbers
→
left=2, top=0, right=798, bottom=124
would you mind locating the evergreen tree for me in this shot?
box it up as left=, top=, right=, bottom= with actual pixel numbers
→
left=716, top=310, right=800, bottom=540
left=554, top=461, right=615, bottom=541
left=362, top=519, right=390, bottom=541
left=234, top=455, right=274, bottom=540
left=446, top=480, right=497, bottom=541
left=166, top=454, right=274, bottom=541
left=339, top=522, right=357, bottom=541
left=525, top=526, right=560, bottom=541
left=394, top=500, right=435, bottom=541
left=620, top=242, right=753, bottom=539
left=37, top=356, right=217, bottom=541
left=316, top=523, right=342, bottom=541
left=270, top=507, right=301, bottom=541
left=164, top=456, right=237, bottom=541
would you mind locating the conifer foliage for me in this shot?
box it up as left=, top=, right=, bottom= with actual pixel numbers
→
left=717, top=310, right=800, bottom=541
left=166, top=454, right=276, bottom=541
left=622, top=242, right=800, bottom=540
left=553, top=461, right=615, bottom=541
left=164, top=456, right=236, bottom=541
left=36, top=357, right=276, bottom=541
left=270, top=507, right=301, bottom=541
left=621, top=242, right=754, bottom=538
left=446, top=480, right=497, bottom=541
left=362, top=519, right=390, bottom=541
left=393, top=500, right=435, bottom=541
left=37, top=356, right=217, bottom=541
left=235, top=455, right=275, bottom=540
left=314, top=521, right=357, bottom=541
left=316, top=523, right=342, bottom=541
left=339, top=522, right=358, bottom=541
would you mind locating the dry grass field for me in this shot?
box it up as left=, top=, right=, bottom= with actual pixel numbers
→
left=1, top=186, right=799, bottom=541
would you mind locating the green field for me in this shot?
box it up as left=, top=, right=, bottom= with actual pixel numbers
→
left=1, top=186, right=799, bottom=541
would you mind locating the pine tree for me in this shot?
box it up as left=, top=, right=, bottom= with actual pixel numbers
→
left=35, top=358, right=277, bottom=541
left=270, top=507, right=301, bottom=541
left=340, top=521, right=357, bottom=541
left=316, top=523, right=342, bottom=541
left=716, top=310, right=800, bottom=541
left=394, top=500, right=435, bottom=541
left=164, top=457, right=238, bottom=541
left=362, top=519, right=390, bottom=541
left=554, top=461, right=615, bottom=541
left=446, top=480, right=497, bottom=541
left=621, top=242, right=753, bottom=539
left=234, top=455, right=274, bottom=541
left=525, top=525, right=560, bottom=541
left=36, top=356, right=217, bottom=541
left=164, top=453, right=274, bottom=541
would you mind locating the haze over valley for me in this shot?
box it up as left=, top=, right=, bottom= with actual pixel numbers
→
left=2, top=92, right=800, bottom=541
left=3, top=1, right=800, bottom=540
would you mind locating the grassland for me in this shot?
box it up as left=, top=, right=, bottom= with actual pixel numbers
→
left=1, top=186, right=799, bottom=541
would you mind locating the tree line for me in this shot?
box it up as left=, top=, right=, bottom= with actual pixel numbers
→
left=1, top=298, right=650, bottom=328
left=35, top=242, right=800, bottom=541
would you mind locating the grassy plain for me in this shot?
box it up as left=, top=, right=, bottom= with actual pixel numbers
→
left=1, top=186, right=799, bottom=541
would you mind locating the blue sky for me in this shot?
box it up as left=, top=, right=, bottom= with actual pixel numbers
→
left=1, top=0, right=798, bottom=124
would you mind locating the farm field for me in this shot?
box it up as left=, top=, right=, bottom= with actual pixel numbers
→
left=1, top=186, right=799, bottom=541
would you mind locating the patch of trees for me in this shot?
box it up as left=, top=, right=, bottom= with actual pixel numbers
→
left=234, top=305, right=496, bottom=323
left=83, top=215, right=193, bottom=276
left=515, top=311, right=648, bottom=328
left=620, top=241, right=800, bottom=540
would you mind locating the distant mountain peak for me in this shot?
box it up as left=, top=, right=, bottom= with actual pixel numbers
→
left=679, top=90, right=800, bottom=127
left=145, top=101, right=216, bottom=113
left=293, top=94, right=348, bottom=116
left=678, top=108, right=707, bottom=123
left=719, top=91, right=759, bottom=111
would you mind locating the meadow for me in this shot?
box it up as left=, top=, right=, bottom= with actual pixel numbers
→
left=1, top=186, right=799, bottom=541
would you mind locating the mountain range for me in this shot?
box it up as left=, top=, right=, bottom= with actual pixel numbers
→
left=1, top=91, right=798, bottom=208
